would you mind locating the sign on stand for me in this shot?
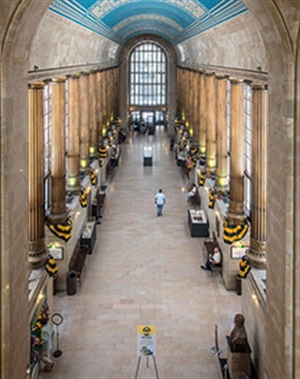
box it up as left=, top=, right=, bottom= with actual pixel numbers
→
left=135, top=325, right=159, bottom=379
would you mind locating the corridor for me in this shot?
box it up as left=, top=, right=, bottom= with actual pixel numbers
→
left=44, top=128, right=241, bottom=379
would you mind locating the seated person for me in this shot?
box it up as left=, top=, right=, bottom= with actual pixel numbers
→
left=201, top=247, right=221, bottom=270
left=187, top=183, right=197, bottom=199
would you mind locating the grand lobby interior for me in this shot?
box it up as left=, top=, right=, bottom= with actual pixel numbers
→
left=0, top=1, right=299, bottom=379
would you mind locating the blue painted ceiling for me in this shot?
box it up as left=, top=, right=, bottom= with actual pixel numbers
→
left=49, top=0, right=247, bottom=45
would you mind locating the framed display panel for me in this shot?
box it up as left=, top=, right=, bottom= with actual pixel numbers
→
left=49, top=247, right=64, bottom=260
left=231, top=246, right=249, bottom=259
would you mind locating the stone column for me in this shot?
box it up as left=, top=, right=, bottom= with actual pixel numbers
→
left=178, top=68, right=182, bottom=116
left=206, top=72, right=217, bottom=176
left=89, top=70, right=97, bottom=159
left=79, top=72, right=90, bottom=174
left=248, top=83, right=268, bottom=268
left=66, top=74, right=80, bottom=194
left=96, top=70, right=102, bottom=144
left=215, top=74, right=229, bottom=193
left=181, top=69, right=187, bottom=122
left=102, top=70, right=108, bottom=131
left=193, top=71, right=200, bottom=144
left=28, top=82, right=48, bottom=267
left=48, top=77, right=68, bottom=223
left=227, top=78, right=246, bottom=224
left=199, top=71, right=206, bottom=158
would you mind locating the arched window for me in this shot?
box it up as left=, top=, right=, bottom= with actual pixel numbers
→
left=130, top=43, right=166, bottom=106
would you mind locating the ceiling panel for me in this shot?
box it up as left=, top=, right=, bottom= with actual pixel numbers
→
left=49, top=0, right=247, bottom=45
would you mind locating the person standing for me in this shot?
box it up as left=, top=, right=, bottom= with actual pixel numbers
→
left=154, top=189, right=166, bottom=216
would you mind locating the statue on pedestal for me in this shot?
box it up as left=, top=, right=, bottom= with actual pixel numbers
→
left=230, top=313, right=248, bottom=351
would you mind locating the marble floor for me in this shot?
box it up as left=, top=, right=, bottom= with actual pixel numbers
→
left=42, top=127, right=241, bottom=379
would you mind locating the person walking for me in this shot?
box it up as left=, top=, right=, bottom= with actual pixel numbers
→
left=154, top=189, right=166, bottom=216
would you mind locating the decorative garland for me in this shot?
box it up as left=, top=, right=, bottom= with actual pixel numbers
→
left=79, top=187, right=87, bottom=207
left=45, top=254, right=58, bottom=277
left=223, top=219, right=248, bottom=244
left=90, top=169, right=97, bottom=186
left=98, top=157, right=104, bottom=167
left=208, top=189, right=216, bottom=209
left=47, top=216, right=72, bottom=242
left=238, top=255, right=251, bottom=278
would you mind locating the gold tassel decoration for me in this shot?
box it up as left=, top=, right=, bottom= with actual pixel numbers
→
left=98, top=145, right=108, bottom=158
left=79, top=187, right=87, bottom=207
left=45, top=254, right=58, bottom=277
left=90, top=170, right=97, bottom=186
left=208, top=189, right=216, bottom=209
left=223, top=219, right=248, bottom=244
left=47, top=216, right=72, bottom=242
left=199, top=170, right=206, bottom=186
left=99, top=158, right=104, bottom=167
left=238, top=255, right=251, bottom=278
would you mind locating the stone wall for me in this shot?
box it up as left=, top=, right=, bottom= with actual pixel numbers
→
left=29, top=11, right=120, bottom=70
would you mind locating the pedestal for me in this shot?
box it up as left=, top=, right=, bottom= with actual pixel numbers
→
left=226, top=336, right=251, bottom=379
left=187, top=209, right=209, bottom=237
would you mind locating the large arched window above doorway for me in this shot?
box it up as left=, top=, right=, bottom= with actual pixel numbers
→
left=130, top=43, right=166, bottom=106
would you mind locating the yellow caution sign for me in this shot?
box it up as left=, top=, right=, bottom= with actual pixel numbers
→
left=137, top=325, right=157, bottom=356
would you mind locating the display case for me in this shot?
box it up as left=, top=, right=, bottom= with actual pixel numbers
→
left=188, top=209, right=209, bottom=237
left=143, top=146, right=153, bottom=166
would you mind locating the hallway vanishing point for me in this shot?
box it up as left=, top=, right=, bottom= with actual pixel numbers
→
left=43, top=128, right=241, bottom=379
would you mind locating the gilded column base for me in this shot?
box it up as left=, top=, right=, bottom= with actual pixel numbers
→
left=214, top=184, right=229, bottom=195
left=47, top=210, right=69, bottom=225
left=28, top=239, right=48, bottom=267
left=248, top=238, right=266, bottom=269
left=227, top=210, right=246, bottom=225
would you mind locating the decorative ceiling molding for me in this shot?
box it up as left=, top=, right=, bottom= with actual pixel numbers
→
left=49, top=0, right=248, bottom=45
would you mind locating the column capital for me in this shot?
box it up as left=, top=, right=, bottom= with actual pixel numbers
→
left=251, top=82, right=268, bottom=91
left=80, top=71, right=90, bottom=76
left=205, top=70, right=215, bottom=77
left=52, top=76, right=67, bottom=83
left=215, top=73, right=229, bottom=80
left=229, top=77, right=244, bottom=84
left=28, top=82, right=45, bottom=90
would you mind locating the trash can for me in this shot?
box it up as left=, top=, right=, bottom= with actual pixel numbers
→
left=236, top=275, right=242, bottom=296
left=66, top=271, right=77, bottom=296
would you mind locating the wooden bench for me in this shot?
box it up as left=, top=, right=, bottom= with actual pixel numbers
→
left=203, top=240, right=222, bottom=275
left=189, top=188, right=201, bottom=208
left=69, top=242, right=90, bottom=288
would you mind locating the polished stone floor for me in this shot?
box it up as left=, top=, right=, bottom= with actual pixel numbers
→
left=42, top=127, right=241, bottom=379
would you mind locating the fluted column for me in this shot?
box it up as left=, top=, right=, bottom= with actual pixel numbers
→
left=89, top=70, right=97, bottom=159
left=28, top=82, right=47, bottom=267
left=67, top=74, right=80, bottom=194
left=193, top=71, right=200, bottom=144
left=206, top=72, right=217, bottom=176
left=102, top=70, right=108, bottom=130
left=182, top=69, right=187, bottom=122
left=79, top=72, right=90, bottom=174
left=199, top=72, right=206, bottom=158
left=48, top=77, right=68, bottom=223
left=227, top=78, right=246, bottom=224
left=248, top=83, right=268, bottom=268
left=96, top=70, right=103, bottom=145
left=177, top=67, right=182, bottom=117
left=215, top=74, right=229, bottom=193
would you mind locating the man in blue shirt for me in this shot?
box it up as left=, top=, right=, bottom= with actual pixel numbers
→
left=154, top=189, right=166, bottom=216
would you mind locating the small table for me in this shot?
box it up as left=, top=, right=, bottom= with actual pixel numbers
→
left=80, top=221, right=96, bottom=254
left=188, top=209, right=209, bottom=237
